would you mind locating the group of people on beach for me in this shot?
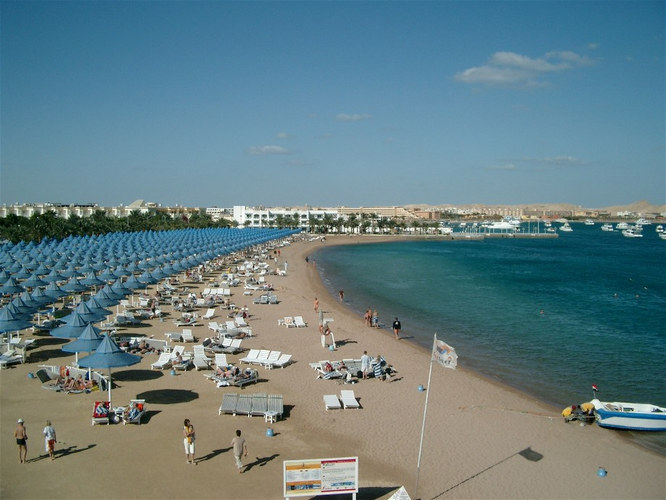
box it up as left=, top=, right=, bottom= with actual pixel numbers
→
left=363, top=308, right=401, bottom=339
left=13, top=418, right=57, bottom=463
left=183, top=419, right=248, bottom=472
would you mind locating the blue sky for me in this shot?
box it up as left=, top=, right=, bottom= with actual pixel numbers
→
left=2, top=1, right=664, bottom=209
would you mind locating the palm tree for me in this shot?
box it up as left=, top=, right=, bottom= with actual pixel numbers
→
left=346, top=213, right=359, bottom=234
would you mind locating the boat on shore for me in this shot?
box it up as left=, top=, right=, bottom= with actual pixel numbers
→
left=590, top=399, right=666, bottom=431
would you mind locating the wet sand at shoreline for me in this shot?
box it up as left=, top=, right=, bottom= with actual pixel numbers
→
left=1, top=234, right=664, bottom=499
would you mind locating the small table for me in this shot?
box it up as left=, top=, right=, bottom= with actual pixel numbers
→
left=264, top=411, right=278, bottom=423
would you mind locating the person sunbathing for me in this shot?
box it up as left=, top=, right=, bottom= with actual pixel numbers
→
left=234, top=369, right=254, bottom=382
left=63, top=377, right=77, bottom=391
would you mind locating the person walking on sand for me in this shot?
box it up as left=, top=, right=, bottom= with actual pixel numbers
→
left=392, top=317, right=401, bottom=339
left=320, top=322, right=336, bottom=350
left=231, top=429, right=248, bottom=473
left=313, top=297, right=319, bottom=313
left=43, top=420, right=57, bottom=460
left=183, top=419, right=196, bottom=465
left=15, top=418, right=27, bottom=463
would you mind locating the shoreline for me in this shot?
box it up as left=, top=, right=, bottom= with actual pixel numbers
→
left=303, top=234, right=666, bottom=457
left=1, top=234, right=664, bottom=499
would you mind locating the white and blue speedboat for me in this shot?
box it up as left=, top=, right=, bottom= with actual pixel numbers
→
left=590, top=399, right=666, bottom=431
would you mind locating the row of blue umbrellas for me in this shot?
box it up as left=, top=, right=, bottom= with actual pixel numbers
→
left=0, top=227, right=299, bottom=405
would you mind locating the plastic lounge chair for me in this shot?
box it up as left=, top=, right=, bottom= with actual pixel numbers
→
left=219, top=393, right=239, bottom=415
left=36, top=369, right=62, bottom=391
left=214, top=338, right=242, bottom=354
left=340, top=390, right=360, bottom=409
left=214, top=353, right=229, bottom=370
left=271, top=354, right=293, bottom=369
left=283, top=317, right=295, bottom=328
left=294, top=316, right=307, bottom=328
left=181, top=329, right=196, bottom=342
left=251, top=393, right=268, bottom=417
left=253, top=294, right=269, bottom=305
left=235, top=394, right=253, bottom=415
left=151, top=352, right=172, bottom=370
left=202, top=308, right=216, bottom=320
left=92, top=401, right=111, bottom=425
left=262, top=351, right=281, bottom=367
left=0, top=348, right=25, bottom=368
left=267, top=394, right=284, bottom=419
left=234, top=316, right=248, bottom=328
left=233, top=369, right=258, bottom=388
left=324, top=394, right=342, bottom=410
left=121, top=399, right=146, bottom=425
left=193, top=345, right=212, bottom=371
left=250, top=350, right=270, bottom=365
left=239, top=349, right=260, bottom=364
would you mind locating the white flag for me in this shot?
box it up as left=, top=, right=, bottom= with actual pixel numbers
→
left=432, top=337, right=457, bottom=369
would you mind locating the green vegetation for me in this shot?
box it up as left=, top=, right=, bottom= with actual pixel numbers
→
left=0, top=210, right=236, bottom=244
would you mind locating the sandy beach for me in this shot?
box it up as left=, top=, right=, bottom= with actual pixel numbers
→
left=1, top=234, right=664, bottom=500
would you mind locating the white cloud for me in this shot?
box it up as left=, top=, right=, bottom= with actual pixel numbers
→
left=336, top=113, right=372, bottom=122
left=276, top=132, right=290, bottom=139
left=247, top=145, right=289, bottom=156
left=487, top=163, right=517, bottom=170
left=455, top=50, right=595, bottom=88
left=523, top=156, right=586, bottom=165
left=491, top=51, right=564, bottom=72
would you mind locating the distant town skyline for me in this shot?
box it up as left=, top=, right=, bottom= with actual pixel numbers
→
left=2, top=2, right=664, bottom=208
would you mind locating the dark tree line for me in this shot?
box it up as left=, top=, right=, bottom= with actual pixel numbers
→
left=0, top=210, right=236, bottom=243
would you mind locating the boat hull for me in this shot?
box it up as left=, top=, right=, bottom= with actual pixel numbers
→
left=591, top=399, right=666, bottom=431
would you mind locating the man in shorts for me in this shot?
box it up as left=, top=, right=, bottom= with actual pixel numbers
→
left=14, top=418, right=27, bottom=463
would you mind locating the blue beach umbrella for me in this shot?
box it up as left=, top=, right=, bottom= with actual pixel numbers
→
left=42, top=269, right=64, bottom=283
left=80, top=271, right=106, bottom=288
left=21, top=273, right=48, bottom=288
left=123, top=274, right=144, bottom=290
left=43, top=282, right=68, bottom=299
left=78, top=334, right=141, bottom=406
left=50, top=311, right=91, bottom=339
left=61, top=277, right=88, bottom=294
left=0, top=307, right=34, bottom=333
left=0, top=277, right=25, bottom=295
left=97, top=268, right=117, bottom=283
left=62, top=322, right=104, bottom=366
left=84, top=297, right=113, bottom=318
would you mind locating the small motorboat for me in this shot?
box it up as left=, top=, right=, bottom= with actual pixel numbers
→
left=590, top=399, right=666, bottom=431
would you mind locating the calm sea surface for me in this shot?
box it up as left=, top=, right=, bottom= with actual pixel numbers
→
left=312, top=224, right=666, bottom=452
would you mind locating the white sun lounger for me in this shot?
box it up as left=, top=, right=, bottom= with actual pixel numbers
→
left=239, top=349, right=260, bottom=364
left=324, top=394, right=342, bottom=410
left=235, top=394, right=253, bottom=416
left=151, top=352, right=172, bottom=370
left=294, top=316, right=307, bottom=328
left=219, top=393, right=239, bottom=415
left=202, top=308, right=216, bottom=320
left=193, top=345, right=212, bottom=371
left=340, top=390, right=360, bottom=409
left=214, top=353, right=229, bottom=370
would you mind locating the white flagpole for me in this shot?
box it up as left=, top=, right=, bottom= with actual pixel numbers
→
left=415, top=332, right=437, bottom=497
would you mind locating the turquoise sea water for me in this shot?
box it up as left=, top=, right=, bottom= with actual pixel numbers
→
left=312, top=224, right=666, bottom=451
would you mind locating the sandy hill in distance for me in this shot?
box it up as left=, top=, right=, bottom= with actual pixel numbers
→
left=405, top=200, right=665, bottom=214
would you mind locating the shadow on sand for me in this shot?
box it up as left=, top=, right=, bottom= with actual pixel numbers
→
left=136, top=389, right=199, bottom=404
left=112, top=369, right=163, bottom=382
left=311, top=486, right=401, bottom=499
